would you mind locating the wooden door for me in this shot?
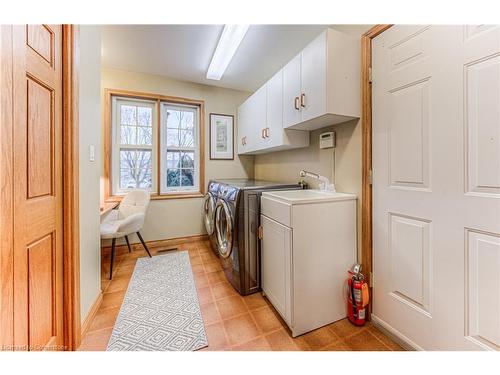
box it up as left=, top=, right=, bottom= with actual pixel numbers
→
left=261, top=215, right=292, bottom=325
left=300, top=30, right=326, bottom=123
left=372, top=25, right=500, bottom=350
left=282, top=54, right=301, bottom=129
left=12, top=25, right=64, bottom=351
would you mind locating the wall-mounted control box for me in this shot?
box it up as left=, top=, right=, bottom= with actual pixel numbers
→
left=319, top=131, right=336, bottom=149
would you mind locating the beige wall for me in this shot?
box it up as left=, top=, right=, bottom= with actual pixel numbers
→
left=79, top=26, right=102, bottom=319
left=101, top=68, right=253, bottom=242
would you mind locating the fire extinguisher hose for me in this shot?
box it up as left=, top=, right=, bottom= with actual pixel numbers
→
left=350, top=276, right=357, bottom=318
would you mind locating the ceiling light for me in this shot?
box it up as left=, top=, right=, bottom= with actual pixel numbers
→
left=206, top=24, right=250, bottom=80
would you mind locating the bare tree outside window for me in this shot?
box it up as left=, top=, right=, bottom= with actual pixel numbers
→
left=119, top=104, right=153, bottom=189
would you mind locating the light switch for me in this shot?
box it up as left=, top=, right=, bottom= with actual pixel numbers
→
left=89, top=144, right=95, bottom=162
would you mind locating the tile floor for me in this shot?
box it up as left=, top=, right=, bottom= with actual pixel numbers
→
left=78, top=239, right=403, bottom=351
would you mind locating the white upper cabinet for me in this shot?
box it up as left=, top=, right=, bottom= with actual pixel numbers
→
left=282, top=54, right=302, bottom=129
left=300, top=30, right=327, bottom=123
left=237, top=28, right=358, bottom=154
left=282, top=28, right=360, bottom=131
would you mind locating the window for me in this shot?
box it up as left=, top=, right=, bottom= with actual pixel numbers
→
left=160, top=103, right=200, bottom=193
left=109, top=92, right=204, bottom=198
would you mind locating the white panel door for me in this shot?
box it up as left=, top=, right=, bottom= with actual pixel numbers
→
left=261, top=215, right=292, bottom=325
left=283, top=54, right=302, bottom=128
left=301, top=30, right=327, bottom=122
left=372, top=25, right=500, bottom=350
left=266, top=69, right=283, bottom=148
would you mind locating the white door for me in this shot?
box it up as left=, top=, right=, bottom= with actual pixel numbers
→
left=301, top=30, right=327, bottom=122
left=283, top=54, right=302, bottom=128
left=372, top=25, right=500, bottom=350
left=266, top=69, right=283, bottom=148
left=261, top=215, right=292, bottom=325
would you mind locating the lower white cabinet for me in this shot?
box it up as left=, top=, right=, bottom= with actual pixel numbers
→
left=261, top=215, right=292, bottom=325
left=260, top=190, right=357, bottom=337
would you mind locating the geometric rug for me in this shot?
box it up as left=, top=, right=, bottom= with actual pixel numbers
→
left=106, top=251, right=208, bottom=351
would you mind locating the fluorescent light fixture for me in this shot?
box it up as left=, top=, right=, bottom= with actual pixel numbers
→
left=206, top=24, right=250, bottom=80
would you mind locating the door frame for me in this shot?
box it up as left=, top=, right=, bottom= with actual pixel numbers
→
left=0, top=24, right=80, bottom=351
left=360, top=25, right=392, bottom=317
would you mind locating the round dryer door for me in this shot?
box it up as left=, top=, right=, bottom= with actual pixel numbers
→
left=203, top=192, right=216, bottom=235
left=215, top=200, right=233, bottom=258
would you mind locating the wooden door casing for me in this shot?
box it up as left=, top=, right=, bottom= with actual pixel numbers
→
left=12, top=24, right=64, bottom=351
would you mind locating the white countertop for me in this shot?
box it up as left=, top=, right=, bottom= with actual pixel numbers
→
left=262, top=189, right=357, bottom=204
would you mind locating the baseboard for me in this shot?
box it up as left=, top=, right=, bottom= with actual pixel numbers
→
left=81, top=292, right=103, bottom=338
left=371, top=314, right=423, bottom=351
left=101, top=234, right=208, bottom=256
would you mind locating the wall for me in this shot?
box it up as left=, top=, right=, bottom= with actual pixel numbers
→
left=254, top=25, right=372, bottom=259
left=101, top=68, right=253, bottom=241
left=79, top=26, right=103, bottom=320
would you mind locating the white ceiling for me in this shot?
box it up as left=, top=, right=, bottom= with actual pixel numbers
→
left=101, top=25, right=371, bottom=92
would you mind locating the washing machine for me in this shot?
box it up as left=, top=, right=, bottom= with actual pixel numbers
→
left=212, top=179, right=301, bottom=295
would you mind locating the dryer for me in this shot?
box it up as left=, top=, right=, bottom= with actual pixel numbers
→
left=210, top=179, right=301, bottom=295
left=204, top=181, right=220, bottom=255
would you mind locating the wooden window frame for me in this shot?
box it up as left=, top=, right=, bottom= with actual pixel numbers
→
left=361, top=24, right=393, bottom=320
left=103, top=88, right=206, bottom=202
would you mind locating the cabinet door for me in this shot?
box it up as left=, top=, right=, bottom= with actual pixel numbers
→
left=250, top=84, right=267, bottom=151
left=266, top=69, right=283, bottom=148
left=282, top=54, right=302, bottom=129
left=237, top=101, right=248, bottom=154
left=261, top=215, right=292, bottom=325
left=301, top=30, right=327, bottom=122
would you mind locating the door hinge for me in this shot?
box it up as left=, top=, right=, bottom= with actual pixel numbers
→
left=368, top=67, right=373, bottom=84
left=368, top=169, right=373, bottom=185
left=369, top=272, right=374, bottom=287
left=257, top=225, right=263, bottom=240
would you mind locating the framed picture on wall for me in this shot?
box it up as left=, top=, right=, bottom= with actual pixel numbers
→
left=209, top=113, right=234, bottom=160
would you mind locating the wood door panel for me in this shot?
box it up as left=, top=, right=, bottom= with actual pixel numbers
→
left=26, top=25, right=53, bottom=66
left=27, top=77, right=53, bottom=198
left=11, top=24, right=63, bottom=350
left=28, top=233, right=55, bottom=350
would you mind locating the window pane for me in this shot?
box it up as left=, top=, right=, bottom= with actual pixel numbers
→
left=120, top=125, right=136, bottom=145
left=165, top=108, right=194, bottom=129
left=181, top=169, right=194, bottom=187
left=137, top=107, right=152, bottom=126
left=137, top=126, right=152, bottom=145
left=167, top=169, right=180, bottom=187
left=119, top=149, right=152, bottom=189
left=166, top=128, right=179, bottom=147
left=179, top=129, right=194, bottom=147
left=180, top=151, right=194, bottom=168
left=166, top=151, right=180, bottom=168
left=120, top=105, right=136, bottom=126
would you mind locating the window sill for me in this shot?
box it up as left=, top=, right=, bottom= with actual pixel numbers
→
left=105, top=191, right=204, bottom=203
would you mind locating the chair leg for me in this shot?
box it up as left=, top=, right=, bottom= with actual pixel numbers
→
left=137, top=231, right=152, bottom=258
left=109, top=238, right=116, bottom=280
left=125, top=235, right=132, bottom=253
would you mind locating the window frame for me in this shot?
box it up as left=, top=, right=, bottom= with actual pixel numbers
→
left=104, top=89, right=205, bottom=202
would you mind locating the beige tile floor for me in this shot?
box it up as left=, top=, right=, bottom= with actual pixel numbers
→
left=78, top=239, right=403, bottom=351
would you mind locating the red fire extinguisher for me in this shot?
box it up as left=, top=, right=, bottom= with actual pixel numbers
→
left=347, top=264, right=369, bottom=326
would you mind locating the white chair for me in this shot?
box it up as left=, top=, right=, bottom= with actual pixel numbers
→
left=100, top=189, right=152, bottom=279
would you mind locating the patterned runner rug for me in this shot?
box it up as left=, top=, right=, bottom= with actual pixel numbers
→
left=106, top=251, right=208, bottom=351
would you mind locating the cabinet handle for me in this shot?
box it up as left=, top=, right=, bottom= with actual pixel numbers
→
left=261, top=128, right=266, bottom=139
left=241, top=137, right=245, bottom=146
left=300, top=93, right=306, bottom=108
left=294, top=96, right=300, bottom=110
left=244, top=136, right=247, bottom=145
left=265, top=127, right=270, bottom=138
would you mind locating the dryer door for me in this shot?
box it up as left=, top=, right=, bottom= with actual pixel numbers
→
left=215, top=199, right=233, bottom=258
left=203, top=192, right=216, bottom=235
